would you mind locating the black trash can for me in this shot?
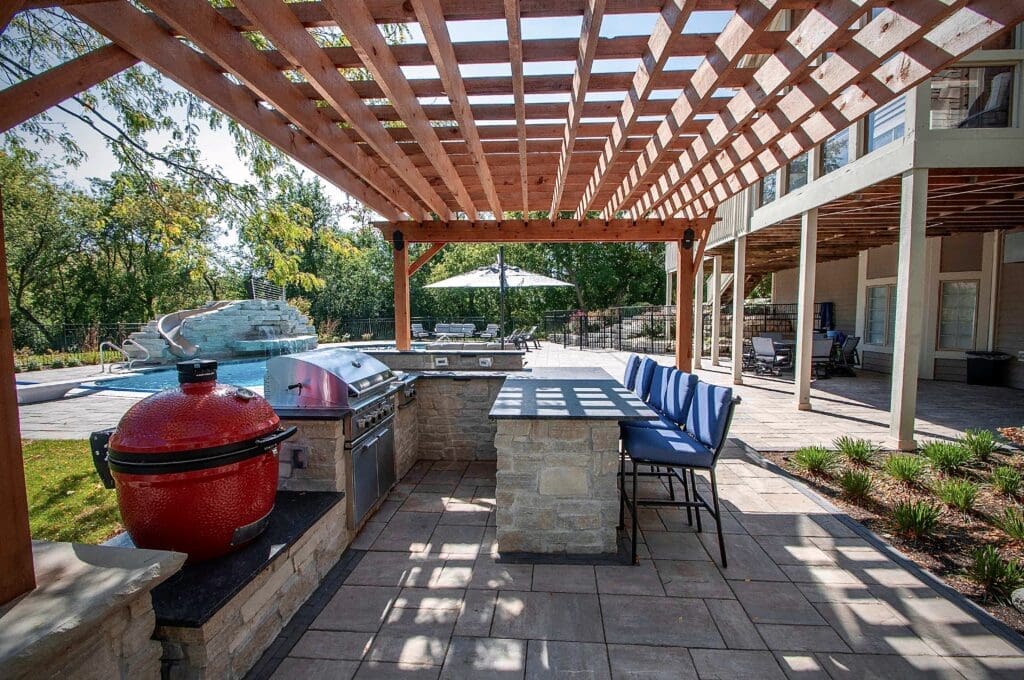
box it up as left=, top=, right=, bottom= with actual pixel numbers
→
left=964, top=351, right=1012, bottom=386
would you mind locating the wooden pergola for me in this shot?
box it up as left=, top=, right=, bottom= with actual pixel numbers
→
left=1, top=0, right=1021, bottom=605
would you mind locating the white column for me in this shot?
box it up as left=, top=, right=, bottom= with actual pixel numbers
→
left=693, top=258, right=704, bottom=370
left=854, top=250, right=868, bottom=340
left=918, top=237, right=941, bottom=380
left=710, top=255, right=722, bottom=365
left=890, top=168, right=929, bottom=451
left=731, top=236, right=746, bottom=385
left=794, top=208, right=818, bottom=411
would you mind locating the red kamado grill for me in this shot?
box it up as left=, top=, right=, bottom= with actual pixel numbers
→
left=91, top=360, right=295, bottom=562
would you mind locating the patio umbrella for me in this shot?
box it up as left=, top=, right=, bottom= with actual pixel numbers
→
left=424, top=247, right=573, bottom=346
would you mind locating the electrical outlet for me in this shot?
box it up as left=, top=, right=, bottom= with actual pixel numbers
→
left=479, top=357, right=493, bottom=368
left=288, top=445, right=310, bottom=469
left=433, top=356, right=449, bottom=368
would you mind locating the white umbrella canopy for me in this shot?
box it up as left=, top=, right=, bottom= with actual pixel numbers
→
left=424, top=262, right=572, bottom=289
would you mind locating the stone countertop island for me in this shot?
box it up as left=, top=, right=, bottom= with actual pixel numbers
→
left=489, top=368, right=657, bottom=556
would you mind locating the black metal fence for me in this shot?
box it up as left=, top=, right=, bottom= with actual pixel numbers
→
left=13, top=322, right=146, bottom=371
left=318, top=316, right=492, bottom=343
left=700, top=302, right=823, bottom=357
left=544, top=306, right=678, bottom=355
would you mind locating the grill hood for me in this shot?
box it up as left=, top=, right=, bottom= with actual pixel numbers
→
left=264, top=348, right=395, bottom=412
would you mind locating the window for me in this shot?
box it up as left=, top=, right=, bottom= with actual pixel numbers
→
left=759, top=172, right=777, bottom=206
left=938, top=280, right=978, bottom=350
left=866, top=96, right=906, bottom=152
left=821, top=128, right=850, bottom=175
left=930, top=65, right=1014, bottom=129
left=787, top=153, right=809, bottom=192
left=866, top=284, right=897, bottom=346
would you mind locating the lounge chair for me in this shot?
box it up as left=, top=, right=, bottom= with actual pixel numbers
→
left=621, top=383, right=741, bottom=565
left=833, top=336, right=860, bottom=376
left=811, top=337, right=834, bottom=378
left=410, top=323, right=431, bottom=339
left=752, top=336, right=791, bottom=375
left=479, top=323, right=500, bottom=340
left=521, top=325, right=541, bottom=349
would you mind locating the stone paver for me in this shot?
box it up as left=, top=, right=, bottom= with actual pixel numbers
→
left=260, top=456, right=1024, bottom=680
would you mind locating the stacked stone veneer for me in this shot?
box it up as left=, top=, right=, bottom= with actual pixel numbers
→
left=495, top=419, right=620, bottom=554
left=276, top=417, right=346, bottom=493
left=129, top=300, right=316, bottom=361
left=394, top=394, right=419, bottom=480
left=368, top=350, right=524, bottom=371
left=415, top=376, right=504, bottom=461
left=156, top=500, right=348, bottom=679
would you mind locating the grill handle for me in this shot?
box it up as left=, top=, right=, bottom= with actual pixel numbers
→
left=254, top=426, right=298, bottom=450
left=89, top=428, right=117, bottom=489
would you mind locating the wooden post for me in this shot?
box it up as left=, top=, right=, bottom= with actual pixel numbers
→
left=674, top=239, right=694, bottom=372
left=393, top=231, right=411, bottom=351
left=794, top=208, right=818, bottom=411
left=0, top=190, right=35, bottom=605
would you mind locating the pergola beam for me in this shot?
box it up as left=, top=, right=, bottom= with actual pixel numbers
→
left=140, top=0, right=422, bottom=220
left=232, top=0, right=450, bottom=219
left=409, top=242, right=447, bottom=275
left=327, top=0, right=478, bottom=218
left=575, top=0, right=697, bottom=217
left=414, top=0, right=502, bottom=217
left=0, top=42, right=138, bottom=133
left=377, top=218, right=711, bottom=243
left=548, top=0, right=606, bottom=216
left=69, top=0, right=405, bottom=221
left=504, top=0, right=529, bottom=214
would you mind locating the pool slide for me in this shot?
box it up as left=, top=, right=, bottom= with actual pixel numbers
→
left=157, top=301, right=234, bottom=359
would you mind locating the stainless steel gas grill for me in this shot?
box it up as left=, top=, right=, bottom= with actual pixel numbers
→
left=265, top=348, right=399, bottom=526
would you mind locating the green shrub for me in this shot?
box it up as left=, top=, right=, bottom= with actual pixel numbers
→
left=65, top=358, right=82, bottom=368
left=833, top=436, right=877, bottom=466
left=839, top=469, right=872, bottom=501
left=960, top=429, right=999, bottom=463
left=992, top=466, right=1021, bottom=496
left=920, top=440, right=973, bottom=476
left=891, top=500, right=942, bottom=540
left=965, top=546, right=1024, bottom=603
left=792, top=446, right=838, bottom=476
left=934, top=478, right=978, bottom=513
left=24, top=360, right=42, bottom=371
left=996, top=507, right=1024, bottom=543
left=48, top=359, right=65, bottom=369
left=884, top=454, right=926, bottom=485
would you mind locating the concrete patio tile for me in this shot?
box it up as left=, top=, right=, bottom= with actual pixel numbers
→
left=606, top=644, right=698, bottom=679
left=595, top=563, right=666, bottom=596
left=381, top=604, right=459, bottom=638
left=427, top=524, right=486, bottom=558
left=813, top=652, right=963, bottom=679
left=346, top=552, right=446, bottom=588
left=772, top=652, right=831, bottom=680
left=762, top=493, right=828, bottom=514
left=492, top=592, right=604, bottom=642
left=656, top=559, right=733, bottom=599
left=375, top=500, right=404, bottom=522
left=880, top=595, right=1024, bottom=656
left=945, top=655, right=1024, bottom=679
left=781, top=565, right=864, bottom=586
left=431, top=562, right=475, bottom=589
left=643, top=531, right=712, bottom=561
left=468, top=560, right=533, bottom=591
left=732, top=581, right=826, bottom=626
left=354, top=661, right=441, bottom=679
left=755, top=624, right=852, bottom=653
left=402, top=493, right=451, bottom=514
left=811, top=602, right=935, bottom=656
left=312, top=585, right=400, bottom=632
left=735, top=513, right=834, bottom=538
left=372, top=512, right=442, bottom=552
left=352, top=521, right=389, bottom=550
left=271, top=657, right=359, bottom=680
left=657, top=507, right=747, bottom=534
left=422, top=470, right=466, bottom=485
left=454, top=589, right=497, bottom=637
left=440, top=637, right=525, bottom=679
left=289, top=630, right=375, bottom=660
left=531, top=564, right=597, bottom=594
left=525, top=640, right=610, bottom=679
left=439, top=506, right=492, bottom=527
left=699, top=534, right=788, bottom=581
left=394, top=588, right=464, bottom=611
left=689, top=649, right=787, bottom=680
left=431, top=461, right=470, bottom=472
left=705, top=598, right=767, bottom=650
left=415, top=483, right=460, bottom=495
left=367, top=634, right=450, bottom=666
left=600, top=594, right=724, bottom=648
left=795, top=582, right=879, bottom=604
left=754, top=536, right=836, bottom=566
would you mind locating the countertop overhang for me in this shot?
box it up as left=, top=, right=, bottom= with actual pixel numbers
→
left=489, top=367, right=658, bottom=421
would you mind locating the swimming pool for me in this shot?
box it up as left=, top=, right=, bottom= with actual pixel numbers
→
left=93, top=360, right=268, bottom=393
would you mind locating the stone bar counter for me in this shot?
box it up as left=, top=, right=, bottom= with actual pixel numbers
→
left=489, top=368, right=657, bottom=555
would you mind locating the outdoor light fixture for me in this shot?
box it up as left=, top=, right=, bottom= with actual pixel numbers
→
left=682, top=228, right=695, bottom=250
left=393, top=230, right=405, bottom=251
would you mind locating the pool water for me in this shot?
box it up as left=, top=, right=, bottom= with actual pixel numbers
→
left=94, top=360, right=268, bottom=393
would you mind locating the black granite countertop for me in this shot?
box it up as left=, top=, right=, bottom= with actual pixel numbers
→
left=108, top=491, right=344, bottom=628
left=489, top=367, right=658, bottom=421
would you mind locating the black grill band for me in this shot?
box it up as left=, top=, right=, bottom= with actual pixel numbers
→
left=108, top=426, right=296, bottom=475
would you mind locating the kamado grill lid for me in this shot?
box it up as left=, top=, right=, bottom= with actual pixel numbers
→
left=109, top=360, right=282, bottom=457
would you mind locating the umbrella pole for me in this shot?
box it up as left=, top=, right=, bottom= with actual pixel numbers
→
left=499, top=246, right=506, bottom=349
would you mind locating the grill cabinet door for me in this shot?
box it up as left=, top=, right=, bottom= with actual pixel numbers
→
left=351, top=434, right=380, bottom=525
left=376, top=424, right=396, bottom=495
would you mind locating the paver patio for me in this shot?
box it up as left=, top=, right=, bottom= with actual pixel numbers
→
left=251, top=445, right=1024, bottom=679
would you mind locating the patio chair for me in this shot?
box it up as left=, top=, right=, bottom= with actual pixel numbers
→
left=620, top=383, right=741, bottom=565
left=521, top=325, right=541, bottom=349
left=458, top=323, right=477, bottom=338
left=432, top=322, right=452, bottom=337
left=479, top=323, right=500, bottom=340
left=622, top=354, right=642, bottom=391
left=833, top=336, right=860, bottom=376
left=811, top=337, right=834, bottom=378
left=752, top=337, right=791, bottom=375
left=505, top=328, right=527, bottom=349
left=631, top=357, right=658, bottom=400
left=410, top=323, right=430, bottom=339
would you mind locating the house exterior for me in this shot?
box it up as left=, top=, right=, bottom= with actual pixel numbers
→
left=667, top=23, right=1024, bottom=445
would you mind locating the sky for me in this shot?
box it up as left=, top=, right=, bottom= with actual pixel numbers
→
left=18, top=10, right=734, bottom=229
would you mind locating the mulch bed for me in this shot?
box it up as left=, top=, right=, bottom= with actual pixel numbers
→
left=761, top=440, right=1024, bottom=635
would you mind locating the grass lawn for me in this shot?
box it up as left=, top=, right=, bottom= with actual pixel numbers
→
left=22, top=439, right=122, bottom=544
